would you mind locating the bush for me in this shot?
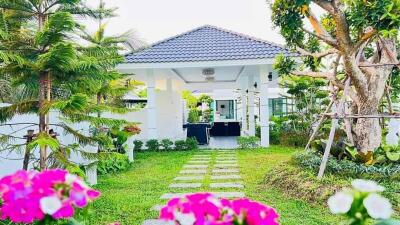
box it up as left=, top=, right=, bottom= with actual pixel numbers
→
left=161, top=139, right=174, bottom=151
left=97, top=152, right=131, bottom=175
left=175, top=140, right=187, bottom=151
left=146, top=139, right=160, bottom=151
left=186, top=137, right=199, bottom=150
left=237, top=136, right=260, bottom=149
left=293, top=151, right=400, bottom=179
left=133, top=140, right=143, bottom=151
left=279, top=131, right=309, bottom=147
left=188, top=109, right=200, bottom=123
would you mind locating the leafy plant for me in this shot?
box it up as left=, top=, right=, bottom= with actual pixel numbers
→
left=237, top=136, right=260, bottom=149
left=145, top=139, right=160, bottom=151
left=174, top=140, right=187, bottom=151
left=160, top=139, right=174, bottom=151
left=185, top=137, right=199, bottom=151
left=188, top=108, right=200, bottom=123
left=97, top=152, right=131, bottom=175
left=133, top=140, right=144, bottom=152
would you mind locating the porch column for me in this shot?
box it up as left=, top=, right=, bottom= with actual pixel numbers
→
left=241, top=76, right=248, bottom=135
left=259, top=66, right=270, bottom=147
left=248, top=74, right=256, bottom=136
left=147, top=69, right=157, bottom=139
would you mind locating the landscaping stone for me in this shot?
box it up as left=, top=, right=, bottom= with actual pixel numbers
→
left=216, top=160, right=237, bottom=164
left=212, top=169, right=239, bottom=173
left=183, top=165, right=208, bottom=169
left=174, top=176, right=204, bottom=181
left=210, top=182, right=244, bottom=189
left=179, top=169, right=207, bottom=174
left=188, top=160, right=209, bottom=164
left=211, top=174, right=241, bottom=180
left=214, top=164, right=238, bottom=168
left=169, top=183, right=202, bottom=188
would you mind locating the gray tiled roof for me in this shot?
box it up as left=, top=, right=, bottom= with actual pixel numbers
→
left=124, top=25, right=297, bottom=63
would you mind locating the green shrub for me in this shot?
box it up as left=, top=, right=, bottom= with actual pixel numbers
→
left=237, top=136, right=260, bottom=149
left=145, top=139, right=160, bottom=151
left=188, top=109, right=200, bottom=123
left=160, top=139, right=174, bottom=151
left=133, top=140, right=143, bottom=151
left=97, top=152, right=131, bottom=175
left=186, top=137, right=199, bottom=150
left=279, top=131, right=308, bottom=147
left=174, top=140, right=187, bottom=151
left=293, top=151, right=400, bottom=179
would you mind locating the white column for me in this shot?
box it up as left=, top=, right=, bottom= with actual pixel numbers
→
left=147, top=69, right=157, bottom=140
left=248, top=74, right=256, bottom=136
left=85, top=163, right=97, bottom=185
left=241, top=76, right=248, bottom=135
left=259, top=66, right=270, bottom=147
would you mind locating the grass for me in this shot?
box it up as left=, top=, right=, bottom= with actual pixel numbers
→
left=79, top=146, right=340, bottom=225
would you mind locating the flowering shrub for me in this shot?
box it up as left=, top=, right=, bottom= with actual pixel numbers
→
left=0, top=169, right=100, bottom=224
left=124, top=125, right=141, bottom=135
left=328, top=179, right=399, bottom=225
left=159, top=193, right=279, bottom=225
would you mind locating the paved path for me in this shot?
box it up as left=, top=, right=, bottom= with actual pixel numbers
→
left=142, top=149, right=244, bottom=225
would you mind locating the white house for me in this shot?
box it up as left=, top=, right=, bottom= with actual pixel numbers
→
left=118, top=25, right=298, bottom=148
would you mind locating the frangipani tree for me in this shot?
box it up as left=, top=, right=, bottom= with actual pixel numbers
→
left=272, top=0, right=400, bottom=156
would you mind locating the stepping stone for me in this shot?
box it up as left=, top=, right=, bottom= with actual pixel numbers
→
left=169, top=183, right=202, bottom=188
left=174, top=176, right=204, bottom=181
left=142, top=219, right=174, bottom=225
left=188, top=161, right=209, bottom=164
left=216, top=158, right=237, bottom=160
left=180, top=170, right=207, bottom=174
left=161, top=192, right=245, bottom=200
left=211, top=174, right=241, bottom=180
left=183, top=165, right=208, bottom=169
left=210, top=182, right=244, bottom=189
left=216, top=160, right=237, bottom=164
left=214, top=164, right=238, bottom=168
left=213, top=169, right=239, bottom=173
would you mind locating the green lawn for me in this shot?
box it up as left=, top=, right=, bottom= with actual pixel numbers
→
left=80, top=146, right=339, bottom=225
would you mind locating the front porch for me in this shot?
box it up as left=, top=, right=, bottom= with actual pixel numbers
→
left=118, top=25, right=297, bottom=148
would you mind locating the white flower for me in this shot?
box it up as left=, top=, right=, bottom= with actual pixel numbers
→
left=363, top=193, right=393, bottom=219
left=328, top=191, right=354, bottom=214
left=174, top=211, right=196, bottom=225
left=351, top=179, right=384, bottom=193
left=65, top=174, right=78, bottom=185
left=40, top=196, right=62, bottom=215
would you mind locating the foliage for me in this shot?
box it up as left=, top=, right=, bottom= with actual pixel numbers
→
left=97, top=152, right=131, bottom=175
left=185, top=137, right=199, bottom=151
left=133, top=140, right=144, bottom=152
left=237, top=136, right=260, bottom=149
left=145, top=139, right=160, bottom=151
left=188, top=108, right=200, bottom=123
left=181, top=90, right=198, bottom=109
left=160, top=139, right=174, bottom=151
left=293, top=151, right=400, bottom=179
left=198, top=95, right=213, bottom=105
left=0, top=169, right=100, bottom=224
left=159, top=193, right=279, bottom=224
left=174, top=140, right=187, bottom=151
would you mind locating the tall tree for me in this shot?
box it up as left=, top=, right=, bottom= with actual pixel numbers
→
left=272, top=0, right=400, bottom=157
left=0, top=0, right=131, bottom=170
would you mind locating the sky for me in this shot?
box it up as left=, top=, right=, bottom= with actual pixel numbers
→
left=85, top=0, right=286, bottom=46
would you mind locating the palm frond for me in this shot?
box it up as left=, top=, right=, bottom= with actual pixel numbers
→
left=0, top=100, right=38, bottom=123
left=58, top=123, right=97, bottom=146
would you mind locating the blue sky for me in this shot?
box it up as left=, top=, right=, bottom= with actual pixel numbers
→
left=85, top=0, right=286, bottom=45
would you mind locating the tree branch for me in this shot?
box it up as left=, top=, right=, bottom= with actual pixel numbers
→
left=296, top=47, right=339, bottom=58
left=291, top=71, right=334, bottom=78
left=301, top=27, right=338, bottom=48
left=352, top=28, right=377, bottom=54
left=313, top=0, right=335, bottom=14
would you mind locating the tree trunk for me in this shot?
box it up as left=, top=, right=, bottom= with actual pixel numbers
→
left=39, top=72, right=47, bottom=170
left=353, top=102, right=381, bottom=154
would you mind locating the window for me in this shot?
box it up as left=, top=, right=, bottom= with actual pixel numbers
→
left=268, top=98, right=294, bottom=117
left=215, top=100, right=235, bottom=120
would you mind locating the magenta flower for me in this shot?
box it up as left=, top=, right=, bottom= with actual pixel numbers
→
left=0, top=169, right=101, bottom=224
left=159, top=193, right=280, bottom=225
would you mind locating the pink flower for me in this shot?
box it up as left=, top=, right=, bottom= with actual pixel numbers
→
left=159, top=193, right=280, bottom=225
left=0, top=169, right=100, bottom=223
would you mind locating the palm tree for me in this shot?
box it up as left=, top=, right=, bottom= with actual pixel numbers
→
left=0, top=0, right=132, bottom=170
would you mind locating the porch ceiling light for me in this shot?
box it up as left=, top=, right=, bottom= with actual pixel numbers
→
left=202, top=68, right=215, bottom=82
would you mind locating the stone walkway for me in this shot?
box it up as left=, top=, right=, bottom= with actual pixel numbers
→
left=142, top=149, right=244, bottom=225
